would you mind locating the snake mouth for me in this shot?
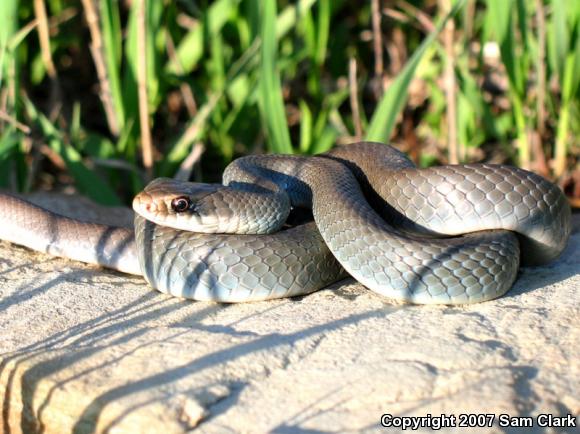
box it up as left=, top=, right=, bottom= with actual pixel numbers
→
left=133, top=196, right=221, bottom=233
left=132, top=191, right=161, bottom=215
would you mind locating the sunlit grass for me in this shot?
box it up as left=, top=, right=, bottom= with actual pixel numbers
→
left=0, top=0, right=577, bottom=204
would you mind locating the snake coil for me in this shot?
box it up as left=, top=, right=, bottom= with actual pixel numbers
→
left=0, top=142, right=571, bottom=304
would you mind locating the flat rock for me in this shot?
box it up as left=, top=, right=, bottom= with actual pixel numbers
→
left=1, top=195, right=579, bottom=433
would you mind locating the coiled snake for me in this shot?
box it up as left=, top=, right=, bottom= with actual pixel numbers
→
left=0, top=142, right=571, bottom=304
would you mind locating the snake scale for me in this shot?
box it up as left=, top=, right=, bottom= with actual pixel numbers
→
left=0, top=142, right=571, bottom=304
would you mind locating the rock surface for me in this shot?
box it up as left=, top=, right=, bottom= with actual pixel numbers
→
left=0, top=194, right=579, bottom=433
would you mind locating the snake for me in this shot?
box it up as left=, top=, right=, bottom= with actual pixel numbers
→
left=0, top=142, right=571, bottom=304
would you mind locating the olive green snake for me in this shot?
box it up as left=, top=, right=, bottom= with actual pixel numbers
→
left=0, top=142, right=571, bottom=304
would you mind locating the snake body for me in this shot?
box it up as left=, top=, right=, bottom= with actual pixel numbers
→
left=0, top=142, right=571, bottom=304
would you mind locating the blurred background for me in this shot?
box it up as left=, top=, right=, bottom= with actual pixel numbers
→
left=1, top=0, right=578, bottom=208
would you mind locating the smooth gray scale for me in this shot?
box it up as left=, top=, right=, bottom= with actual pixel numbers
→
left=135, top=217, right=346, bottom=301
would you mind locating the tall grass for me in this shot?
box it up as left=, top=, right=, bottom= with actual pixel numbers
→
left=0, top=0, right=577, bottom=205
left=366, top=0, right=465, bottom=142
left=482, top=0, right=579, bottom=175
left=0, top=0, right=22, bottom=188
left=549, top=0, right=580, bottom=177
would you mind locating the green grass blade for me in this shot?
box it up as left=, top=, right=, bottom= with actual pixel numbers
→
left=566, top=2, right=580, bottom=98
left=209, top=30, right=226, bottom=92
left=70, top=101, right=81, bottom=142
left=276, top=0, right=317, bottom=38
left=550, top=0, right=569, bottom=78
left=146, top=0, right=163, bottom=110
left=310, top=126, right=337, bottom=154
left=100, top=0, right=125, bottom=131
left=166, top=24, right=203, bottom=75
left=485, top=0, right=531, bottom=166
left=0, top=0, right=21, bottom=187
left=486, top=0, right=513, bottom=42
left=0, top=129, right=20, bottom=167
left=0, top=0, right=17, bottom=52
left=259, top=0, right=293, bottom=154
left=122, top=0, right=140, bottom=136
left=486, top=0, right=523, bottom=93
left=0, top=129, right=21, bottom=187
left=0, top=0, right=18, bottom=96
left=554, top=53, right=577, bottom=176
left=6, top=14, right=36, bottom=51
left=166, top=0, right=240, bottom=75
left=366, top=0, right=467, bottom=142
left=302, top=10, right=316, bottom=61
left=299, top=100, right=312, bottom=153
left=162, top=93, right=221, bottom=175
left=315, top=0, right=330, bottom=67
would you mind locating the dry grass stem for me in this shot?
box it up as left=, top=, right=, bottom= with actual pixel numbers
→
left=531, top=131, right=549, bottom=177
left=166, top=34, right=198, bottom=117
left=34, top=0, right=62, bottom=119
left=349, top=58, right=363, bottom=139
left=136, top=0, right=154, bottom=179
left=535, top=0, right=547, bottom=138
left=4, top=55, right=17, bottom=113
left=175, top=142, right=205, bottom=181
left=464, top=0, right=475, bottom=39
left=80, top=0, right=120, bottom=136
left=530, top=0, right=550, bottom=178
left=33, top=0, right=57, bottom=79
left=0, top=110, right=31, bottom=134
left=440, top=0, right=458, bottom=164
left=0, top=17, right=39, bottom=119
left=394, top=1, right=436, bottom=33
left=371, top=0, right=384, bottom=79
left=382, top=8, right=409, bottom=24
left=172, top=93, right=220, bottom=163
left=39, top=143, right=66, bottom=170
left=48, top=7, right=78, bottom=29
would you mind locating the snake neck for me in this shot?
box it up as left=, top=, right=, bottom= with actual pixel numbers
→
left=225, top=153, right=406, bottom=252
left=0, top=193, right=141, bottom=275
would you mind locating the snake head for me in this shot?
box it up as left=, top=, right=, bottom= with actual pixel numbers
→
left=133, top=178, right=228, bottom=233
left=133, top=177, right=291, bottom=235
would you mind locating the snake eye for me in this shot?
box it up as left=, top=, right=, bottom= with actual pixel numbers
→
left=171, top=196, right=192, bottom=213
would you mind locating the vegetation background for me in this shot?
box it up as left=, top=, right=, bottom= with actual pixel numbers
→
left=1, top=0, right=578, bottom=207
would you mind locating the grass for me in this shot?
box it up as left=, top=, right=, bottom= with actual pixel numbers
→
left=0, top=0, right=578, bottom=206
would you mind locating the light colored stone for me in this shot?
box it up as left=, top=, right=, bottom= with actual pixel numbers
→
left=0, top=196, right=578, bottom=433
